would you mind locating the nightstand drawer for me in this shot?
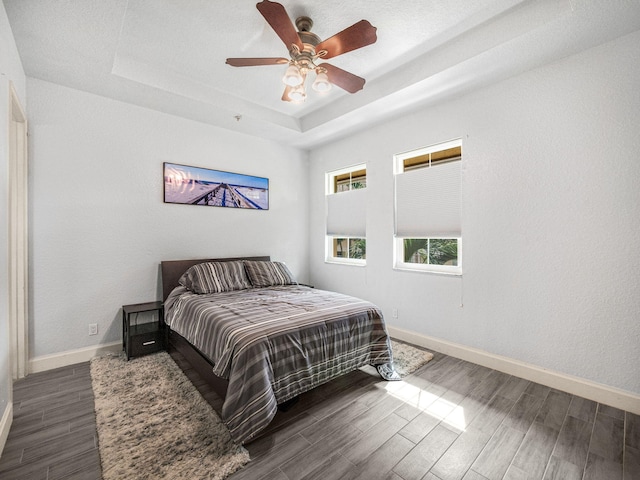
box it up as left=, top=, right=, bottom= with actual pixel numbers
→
left=130, top=331, right=162, bottom=357
left=122, top=301, right=165, bottom=360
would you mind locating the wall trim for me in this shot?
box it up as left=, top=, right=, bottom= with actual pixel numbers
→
left=29, top=342, right=122, bottom=374
left=0, top=402, right=13, bottom=459
left=388, top=325, right=640, bottom=415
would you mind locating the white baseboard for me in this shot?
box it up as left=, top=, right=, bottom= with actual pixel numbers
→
left=29, top=341, right=122, bottom=374
left=0, top=402, right=12, bottom=459
left=388, top=325, right=640, bottom=415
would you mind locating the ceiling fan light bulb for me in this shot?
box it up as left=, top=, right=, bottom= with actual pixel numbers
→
left=283, top=65, right=303, bottom=86
left=312, top=72, right=331, bottom=92
left=288, top=85, right=306, bottom=102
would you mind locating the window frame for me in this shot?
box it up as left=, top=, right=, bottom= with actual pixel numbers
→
left=393, top=237, right=462, bottom=275
left=326, top=163, right=367, bottom=194
left=325, top=163, right=367, bottom=266
left=393, top=139, right=462, bottom=275
left=394, top=139, right=462, bottom=175
left=325, top=236, right=367, bottom=266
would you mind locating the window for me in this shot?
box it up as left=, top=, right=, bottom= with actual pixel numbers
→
left=326, top=164, right=367, bottom=265
left=395, top=237, right=461, bottom=272
left=394, top=140, right=462, bottom=274
left=401, top=145, right=461, bottom=171
left=329, top=237, right=366, bottom=261
left=328, top=165, right=367, bottom=194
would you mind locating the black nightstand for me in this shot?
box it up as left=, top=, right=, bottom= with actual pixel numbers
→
left=122, top=301, right=165, bottom=360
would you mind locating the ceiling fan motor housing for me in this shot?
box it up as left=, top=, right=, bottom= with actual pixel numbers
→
left=295, top=16, right=314, bottom=33
left=291, top=16, right=324, bottom=71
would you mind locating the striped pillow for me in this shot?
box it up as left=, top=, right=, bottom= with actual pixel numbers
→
left=243, top=260, right=296, bottom=287
left=179, top=261, right=251, bottom=294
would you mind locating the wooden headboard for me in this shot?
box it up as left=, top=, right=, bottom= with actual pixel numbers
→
left=161, top=256, right=270, bottom=301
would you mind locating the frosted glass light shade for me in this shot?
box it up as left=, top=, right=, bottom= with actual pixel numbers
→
left=283, top=64, right=303, bottom=86
left=288, top=84, right=306, bottom=102
left=312, top=72, right=331, bottom=92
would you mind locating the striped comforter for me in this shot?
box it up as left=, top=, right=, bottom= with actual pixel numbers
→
left=164, top=285, right=392, bottom=444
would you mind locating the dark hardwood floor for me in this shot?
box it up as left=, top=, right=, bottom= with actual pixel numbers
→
left=0, top=362, right=101, bottom=479
left=1, top=345, right=638, bottom=480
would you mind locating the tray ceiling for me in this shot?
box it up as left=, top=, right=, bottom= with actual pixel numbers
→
left=4, top=0, right=640, bottom=149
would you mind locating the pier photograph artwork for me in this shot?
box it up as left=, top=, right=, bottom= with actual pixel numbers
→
left=164, top=162, right=269, bottom=210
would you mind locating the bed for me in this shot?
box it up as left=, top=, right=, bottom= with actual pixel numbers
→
left=161, top=256, right=395, bottom=444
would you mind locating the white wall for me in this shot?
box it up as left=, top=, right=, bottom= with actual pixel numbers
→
left=27, top=78, right=309, bottom=359
left=0, top=0, right=27, bottom=451
left=309, top=30, right=640, bottom=396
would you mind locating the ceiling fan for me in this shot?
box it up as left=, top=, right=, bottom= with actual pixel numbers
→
left=226, top=0, right=377, bottom=103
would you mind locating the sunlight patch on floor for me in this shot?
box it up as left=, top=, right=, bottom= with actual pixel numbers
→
left=384, top=378, right=467, bottom=431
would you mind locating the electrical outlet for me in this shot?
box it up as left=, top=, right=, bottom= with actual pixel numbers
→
left=89, top=323, right=98, bottom=336
left=392, top=309, right=398, bottom=318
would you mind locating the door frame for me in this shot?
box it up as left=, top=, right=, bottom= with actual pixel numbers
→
left=8, top=81, right=29, bottom=381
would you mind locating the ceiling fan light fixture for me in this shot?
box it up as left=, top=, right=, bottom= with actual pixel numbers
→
left=227, top=2, right=377, bottom=103
left=288, top=84, right=307, bottom=102
left=312, top=70, right=331, bottom=93
left=283, top=64, right=303, bottom=86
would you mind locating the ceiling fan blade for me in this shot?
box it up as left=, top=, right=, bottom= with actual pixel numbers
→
left=321, top=63, right=366, bottom=93
left=226, top=57, right=289, bottom=67
left=315, top=20, right=377, bottom=59
left=256, top=0, right=303, bottom=51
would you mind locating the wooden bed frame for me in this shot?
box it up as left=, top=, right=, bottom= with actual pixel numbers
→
left=160, top=256, right=270, bottom=402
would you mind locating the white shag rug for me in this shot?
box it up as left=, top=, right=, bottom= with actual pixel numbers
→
left=90, top=352, right=249, bottom=480
left=390, top=340, right=434, bottom=376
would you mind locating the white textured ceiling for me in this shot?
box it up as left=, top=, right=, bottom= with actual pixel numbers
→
left=4, top=0, right=640, bottom=149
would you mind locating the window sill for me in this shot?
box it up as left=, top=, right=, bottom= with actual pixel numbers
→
left=325, top=259, right=366, bottom=267
left=393, top=265, right=462, bottom=276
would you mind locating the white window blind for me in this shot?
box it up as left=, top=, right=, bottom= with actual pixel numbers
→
left=395, top=160, right=461, bottom=238
left=326, top=188, right=367, bottom=237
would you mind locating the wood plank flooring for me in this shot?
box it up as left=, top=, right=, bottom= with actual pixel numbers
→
left=1, top=344, right=638, bottom=480
left=0, top=362, right=101, bottom=479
